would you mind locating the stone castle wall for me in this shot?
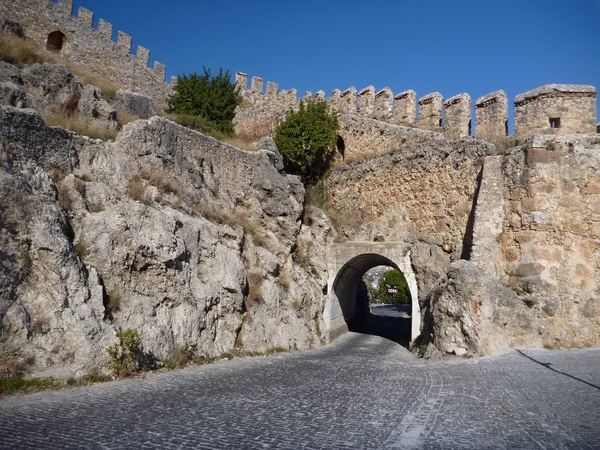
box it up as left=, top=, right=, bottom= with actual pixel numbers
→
left=498, top=135, right=600, bottom=348
left=235, top=72, right=597, bottom=144
left=0, top=0, right=173, bottom=109
left=324, top=133, right=600, bottom=350
left=514, top=84, right=597, bottom=137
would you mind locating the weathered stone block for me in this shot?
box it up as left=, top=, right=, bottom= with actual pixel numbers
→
left=373, top=87, right=393, bottom=122
left=393, top=90, right=416, bottom=125
left=475, top=90, right=508, bottom=141
left=444, top=93, right=471, bottom=139
left=417, top=92, right=443, bottom=131
left=357, top=86, right=375, bottom=116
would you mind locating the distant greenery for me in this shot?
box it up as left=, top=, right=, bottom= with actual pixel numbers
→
left=274, top=101, right=339, bottom=185
left=167, top=67, right=241, bottom=136
left=368, top=269, right=411, bottom=305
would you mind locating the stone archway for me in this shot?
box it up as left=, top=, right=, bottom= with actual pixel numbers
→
left=325, top=242, right=420, bottom=343
left=46, top=30, right=67, bottom=53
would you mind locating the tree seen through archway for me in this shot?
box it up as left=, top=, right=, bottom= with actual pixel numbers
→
left=366, top=268, right=411, bottom=305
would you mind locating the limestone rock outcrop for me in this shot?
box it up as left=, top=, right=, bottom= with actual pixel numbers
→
left=0, top=107, right=331, bottom=378
left=116, top=90, right=159, bottom=119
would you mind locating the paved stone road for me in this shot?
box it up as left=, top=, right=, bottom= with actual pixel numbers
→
left=1, top=308, right=599, bottom=449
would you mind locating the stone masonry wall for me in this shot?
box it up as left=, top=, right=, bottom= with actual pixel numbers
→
left=0, top=0, right=172, bottom=109
left=235, top=73, right=598, bottom=146
left=444, top=94, right=471, bottom=139
left=514, top=85, right=597, bottom=137
left=475, top=90, right=508, bottom=142
left=326, top=136, right=497, bottom=260
left=500, top=135, right=600, bottom=348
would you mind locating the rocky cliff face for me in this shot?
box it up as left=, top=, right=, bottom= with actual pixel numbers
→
left=0, top=106, right=334, bottom=378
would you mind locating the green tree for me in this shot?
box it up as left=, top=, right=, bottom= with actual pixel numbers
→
left=368, top=269, right=411, bottom=305
left=167, top=67, right=240, bottom=136
left=273, top=101, right=339, bottom=185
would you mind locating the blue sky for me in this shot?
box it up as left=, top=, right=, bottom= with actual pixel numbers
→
left=71, top=0, right=599, bottom=132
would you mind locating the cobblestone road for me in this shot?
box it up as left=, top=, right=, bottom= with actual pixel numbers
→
left=1, top=312, right=599, bottom=449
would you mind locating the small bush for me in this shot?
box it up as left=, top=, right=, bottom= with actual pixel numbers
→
left=169, top=345, right=196, bottom=368
left=107, top=291, right=121, bottom=313
left=166, top=113, right=227, bottom=139
left=106, top=328, right=144, bottom=377
left=168, top=67, right=241, bottom=136
left=0, top=376, right=61, bottom=396
left=306, top=180, right=328, bottom=210
left=74, top=240, right=87, bottom=260
left=507, top=139, right=522, bottom=148
left=274, top=101, right=339, bottom=185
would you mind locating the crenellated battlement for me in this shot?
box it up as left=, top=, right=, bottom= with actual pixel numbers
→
left=235, top=73, right=597, bottom=141
left=0, top=0, right=173, bottom=109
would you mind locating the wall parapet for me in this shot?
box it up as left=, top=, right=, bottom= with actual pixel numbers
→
left=0, top=0, right=173, bottom=109
left=236, top=74, right=598, bottom=141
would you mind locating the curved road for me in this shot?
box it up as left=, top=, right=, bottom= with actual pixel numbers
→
left=1, top=307, right=599, bottom=449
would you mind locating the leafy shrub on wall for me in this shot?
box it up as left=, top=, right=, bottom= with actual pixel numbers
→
left=167, top=67, right=241, bottom=136
left=274, top=102, right=339, bottom=185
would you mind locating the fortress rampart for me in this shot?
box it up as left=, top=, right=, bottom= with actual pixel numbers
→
left=0, top=0, right=173, bottom=109
left=236, top=72, right=597, bottom=141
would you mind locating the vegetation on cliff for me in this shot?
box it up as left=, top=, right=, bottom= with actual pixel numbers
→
left=274, top=101, right=339, bottom=185
left=167, top=67, right=241, bottom=136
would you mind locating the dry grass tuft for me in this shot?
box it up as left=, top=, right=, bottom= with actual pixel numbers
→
left=63, top=64, right=118, bottom=99
left=195, top=203, right=236, bottom=227
left=291, top=298, right=303, bottom=310
left=30, top=316, right=47, bottom=334
left=107, top=291, right=121, bottom=313
left=125, top=174, right=145, bottom=202
left=234, top=117, right=279, bottom=145
left=116, top=110, right=139, bottom=127
left=278, top=266, right=292, bottom=289
left=50, top=167, right=67, bottom=184
left=43, top=110, right=118, bottom=141
left=221, top=137, right=258, bottom=152
left=87, top=202, right=105, bottom=213
left=246, top=268, right=265, bottom=308
left=57, top=181, right=73, bottom=211
left=0, top=30, right=57, bottom=67
left=234, top=207, right=268, bottom=247
left=139, top=164, right=181, bottom=196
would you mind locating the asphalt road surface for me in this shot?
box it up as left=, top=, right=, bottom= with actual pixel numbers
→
left=1, top=306, right=599, bottom=449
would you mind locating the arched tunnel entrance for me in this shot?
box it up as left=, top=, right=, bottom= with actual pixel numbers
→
left=325, top=243, right=420, bottom=346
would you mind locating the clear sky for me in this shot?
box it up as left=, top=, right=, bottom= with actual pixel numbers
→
left=71, top=0, right=599, bottom=133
